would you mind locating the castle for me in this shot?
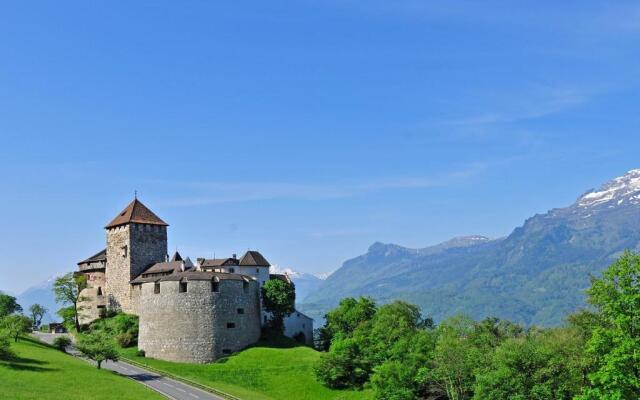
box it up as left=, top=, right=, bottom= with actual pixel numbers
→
left=76, top=199, right=313, bottom=363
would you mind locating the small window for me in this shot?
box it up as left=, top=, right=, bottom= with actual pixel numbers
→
left=229, top=268, right=235, bottom=273
left=212, top=281, right=219, bottom=292
left=264, top=315, right=267, bottom=323
left=226, top=322, right=235, bottom=329
left=179, top=282, right=188, bottom=293
left=121, top=245, right=128, bottom=258
left=302, top=323, right=305, bottom=328
left=243, top=281, right=248, bottom=292
left=237, top=308, right=244, bottom=315
left=222, top=349, right=232, bottom=355
left=154, top=283, right=160, bottom=294
left=97, top=287, right=103, bottom=296
left=256, top=268, right=259, bottom=273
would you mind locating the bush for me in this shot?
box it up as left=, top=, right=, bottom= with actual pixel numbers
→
left=52, top=336, right=72, bottom=353
left=136, top=349, right=145, bottom=357
left=0, top=329, right=14, bottom=360
left=116, top=331, right=136, bottom=348
left=39, top=324, right=49, bottom=332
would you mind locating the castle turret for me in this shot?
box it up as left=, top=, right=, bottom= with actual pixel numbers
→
left=104, top=198, right=168, bottom=313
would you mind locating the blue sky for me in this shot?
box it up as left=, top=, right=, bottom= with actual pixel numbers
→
left=1, top=1, right=639, bottom=293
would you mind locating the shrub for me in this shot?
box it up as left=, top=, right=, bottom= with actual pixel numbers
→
left=39, top=324, right=49, bottom=332
left=116, top=331, right=136, bottom=348
left=76, top=332, right=119, bottom=369
left=136, top=349, right=145, bottom=357
left=0, top=329, right=14, bottom=359
left=52, top=336, right=72, bottom=353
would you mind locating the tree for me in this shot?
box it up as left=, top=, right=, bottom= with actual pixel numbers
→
left=76, top=332, right=119, bottom=369
left=1, top=314, right=32, bottom=342
left=52, top=336, right=72, bottom=353
left=28, top=304, right=47, bottom=328
left=0, top=293, right=22, bottom=318
left=0, top=329, right=13, bottom=359
left=261, top=279, right=295, bottom=335
left=431, top=315, right=478, bottom=400
left=473, top=329, right=585, bottom=400
left=576, top=251, right=640, bottom=400
left=57, top=306, right=77, bottom=332
left=317, top=297, right=377, bottom=350
left=53, top=273, right=87, bottom=331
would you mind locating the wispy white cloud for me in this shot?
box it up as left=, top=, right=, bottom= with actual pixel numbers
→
left=153, top=160, right=511, bottom=207
left=444, top=86, right=591, bottom=128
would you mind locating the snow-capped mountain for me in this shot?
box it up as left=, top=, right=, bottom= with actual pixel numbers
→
left=302, top=169, right=640, bottom=326
left=269, top=266, right=329, bottom=302
left=577, top=169, right=640, bottom=208
left=16, top=274, right=64, bottom=323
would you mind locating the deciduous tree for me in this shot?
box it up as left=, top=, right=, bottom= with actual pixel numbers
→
left=28, top=304, right=47, bottom=328
left=76, top=332, right=119, bottom=369
left=261, top=279, right=295, bottom=335
left=0, top=293, right=22, bottom=318
left=1, top=314, right=32, bottom=342
left=53, top=273, right=87, bottom=331
left=577, top=250, right=640, bottom=400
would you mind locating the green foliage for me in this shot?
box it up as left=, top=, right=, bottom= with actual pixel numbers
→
left=57, top=306, right=77, bottom=332
left=0, top=293, right=22, bottom=318
left=576, top=250, right=640, bottom=400
left=0, top=314, right=32, bottom=342
left=317, top=297, right=377, bottom=350
left=76, top=332, right=119, bottom=369
left=52, top=336, right=72, bottom=352
left=0, top=337, right=164, bottom=399
left=261, top=279, right=296, bottom=335
left=116, top=331, right=136, bottom=348
left=0, top=329, right=13, bottom=359
left=90, top=313, right=139, bottom=348
left=315, top=300, right=433, bottom=392
left=473, top=329, right=585, bottom=400
left=28, top=304, right=47, bottom=328
left=53, top=273, right=87, bottom=332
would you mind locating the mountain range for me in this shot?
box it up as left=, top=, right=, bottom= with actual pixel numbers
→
left=301, top=169, right=640, bottom=326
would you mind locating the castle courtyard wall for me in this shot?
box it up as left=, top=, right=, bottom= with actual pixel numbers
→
left=138, top=278, right=261, bottom=363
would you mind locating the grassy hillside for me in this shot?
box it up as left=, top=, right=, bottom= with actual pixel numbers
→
left=121, top=340, right=373, bottom=400
left=0, top=336, right=163, bottom=400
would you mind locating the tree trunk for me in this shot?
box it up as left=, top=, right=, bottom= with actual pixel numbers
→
left=73, top=303, right=80, bottom=332
left=97, top=360, right=101, bottom=369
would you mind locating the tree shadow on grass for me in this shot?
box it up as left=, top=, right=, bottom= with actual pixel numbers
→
left=0, top=355, right=58, bottom=372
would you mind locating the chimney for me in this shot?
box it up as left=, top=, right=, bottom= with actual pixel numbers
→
left=232, top=253, right=237, bottom=259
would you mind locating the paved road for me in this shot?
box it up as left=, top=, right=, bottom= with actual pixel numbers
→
left=34, top=332, right=226, bottom=400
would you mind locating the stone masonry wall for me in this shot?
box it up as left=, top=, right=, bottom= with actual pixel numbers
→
left=105, top=225, right=131, bottom=312
left=105, top=224, right=167, bottom=314
left=138, top=278, right=261, bottom=363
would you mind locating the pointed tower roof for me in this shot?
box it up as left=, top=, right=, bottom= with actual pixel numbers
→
left=171, top=251, right=183, bottom=262
left=239, top=250, right=270, bottom=267
left=105, top=199, right=168, bottom=229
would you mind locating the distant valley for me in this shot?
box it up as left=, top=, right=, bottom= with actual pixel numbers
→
left=301, top=169, right=640, bottom=326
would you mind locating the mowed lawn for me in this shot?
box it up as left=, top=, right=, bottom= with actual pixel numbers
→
left=121, top=341, right=373, bottom=400
left=0, top=336, right=164, bottom=400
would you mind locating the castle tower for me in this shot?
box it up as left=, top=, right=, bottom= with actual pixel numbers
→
left=104, top=198, right=168, bottom=313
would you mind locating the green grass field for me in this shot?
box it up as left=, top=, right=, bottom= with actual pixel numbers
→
left=0, top=336, right=164, bottom=400
left=121, top=340, right=373, bottom=400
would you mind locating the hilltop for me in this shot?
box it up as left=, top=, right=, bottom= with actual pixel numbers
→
left=303, top=169, right=640, bottom=326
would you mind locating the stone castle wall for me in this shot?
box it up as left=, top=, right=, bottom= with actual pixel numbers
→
left=138, top=278, right=261, bottom=363
left=105, top=224, right=167, bottom=313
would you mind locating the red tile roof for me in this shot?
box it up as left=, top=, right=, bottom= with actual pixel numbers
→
left=105, top=199, right=168, bottom=229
